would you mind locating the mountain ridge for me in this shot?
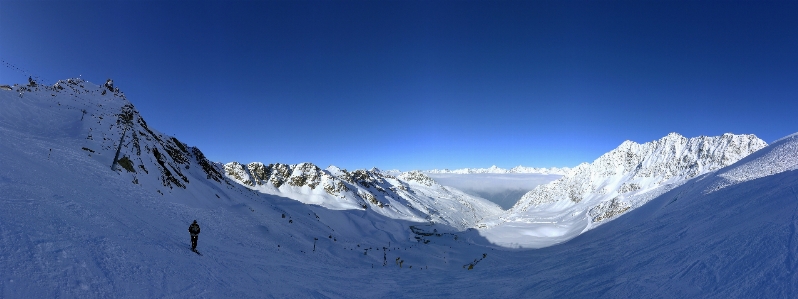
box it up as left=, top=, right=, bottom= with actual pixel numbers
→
left=223, top=161, right=503, bottom=230
left=513, top=132, right=767, bottom=212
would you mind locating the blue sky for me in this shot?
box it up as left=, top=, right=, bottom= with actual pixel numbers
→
left=2, top=1, right=796, bottom=171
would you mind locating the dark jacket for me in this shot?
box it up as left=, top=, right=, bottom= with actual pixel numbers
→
left=189, top=223, right=200, bottom=236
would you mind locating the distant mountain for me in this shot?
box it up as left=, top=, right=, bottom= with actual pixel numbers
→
left=223, top=163, right=503, bottom=230
left=224, top=132, right=768, bottom=245
left=514, top=132, right=767, bottom=218
left=424, top=165, right=572, bottom=175
left=477, top=132, right=768, bottom=248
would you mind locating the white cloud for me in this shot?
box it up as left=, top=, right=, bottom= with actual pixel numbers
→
left=426, top=173, right=561, bottom=209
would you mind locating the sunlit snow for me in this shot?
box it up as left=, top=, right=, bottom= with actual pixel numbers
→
left=1, top=79, right=796, bottom=298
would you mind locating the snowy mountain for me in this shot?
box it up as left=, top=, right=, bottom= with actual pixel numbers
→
left=425, top=165, right=571, bottom=175
left=3, top=77, right=798, bottom=297
left=477, top=132, right=767, bottom=248
left=223, top=162, right=502, bottom=230
left=475, top=133, right=798, bottom=298
left=0, top=78, right=228, bottom=196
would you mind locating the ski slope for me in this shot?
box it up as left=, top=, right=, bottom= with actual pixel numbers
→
left=1, top=79, right=797, bottom=298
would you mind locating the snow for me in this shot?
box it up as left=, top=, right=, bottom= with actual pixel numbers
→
left=1, top=78, right=797, bottom=298
left=709, top=133, right=798, bottom=192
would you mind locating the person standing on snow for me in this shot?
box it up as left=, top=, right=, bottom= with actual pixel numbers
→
left=188, top=220, right=201, bottom=251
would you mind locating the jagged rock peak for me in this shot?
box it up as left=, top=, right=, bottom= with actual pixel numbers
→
left=224, top=162, right=390, bottom=190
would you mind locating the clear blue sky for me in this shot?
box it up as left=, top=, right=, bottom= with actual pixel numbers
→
left=2, top=1, right=796, bottom=171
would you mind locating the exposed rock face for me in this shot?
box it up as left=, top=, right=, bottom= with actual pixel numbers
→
left=588, top=197, right=631, bottom=223
left=223, top=162, right=502, bottom=230
left=119, top=99, right=224, bottom=190
left=510, top=133, right=767, bottom=223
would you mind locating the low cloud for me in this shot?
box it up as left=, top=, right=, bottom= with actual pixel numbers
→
left=426, top=173, right=561, bottom=209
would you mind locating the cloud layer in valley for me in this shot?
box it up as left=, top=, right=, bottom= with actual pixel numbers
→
left=426, top=173, right=562, bottom=209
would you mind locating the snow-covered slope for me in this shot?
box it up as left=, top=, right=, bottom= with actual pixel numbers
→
left=477, top=132, right=767, bottom=248
left=459, top=135, right=798, bottom=298
left=0, top=78, right=503, bottom=233
left=3, top=78, right=798, bottom=298
left=223, top=162, right=502, bottom=230
left=707, top=132, right=798, bottom=193
left=425, top=165, right=571, bottom=175
left=0, top=79, right=229, bottom=202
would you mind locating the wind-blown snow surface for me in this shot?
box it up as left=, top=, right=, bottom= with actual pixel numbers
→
left=3, top=79, right=798, bottom=298
left=708, top=133, right=798, bottom=193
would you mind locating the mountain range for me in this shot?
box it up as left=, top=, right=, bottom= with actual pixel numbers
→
left=223, top=162, right=502, bottom=230
left=2, top=78, right=796, bottom=297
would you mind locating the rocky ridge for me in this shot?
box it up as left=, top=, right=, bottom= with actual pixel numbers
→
left=223, top=162, right=502, bottom=230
